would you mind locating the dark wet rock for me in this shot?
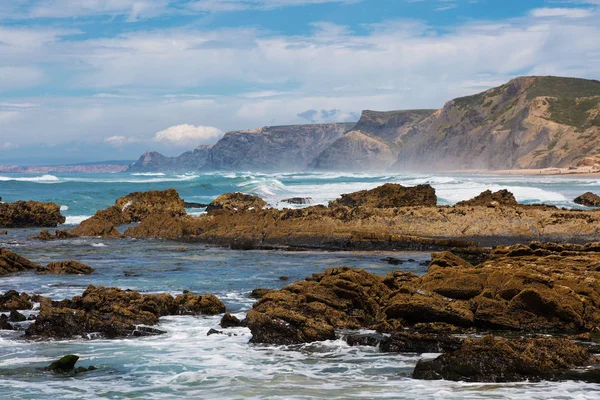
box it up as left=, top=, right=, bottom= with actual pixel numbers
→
left=220, top=312, right=243, bottom=328
left=412, top=335, right=596, bottom=382
left=345, top=333, right=387, bottom=347
left=279, top=276, right=289, bottom=281
left=0, top=249, right=41, bottom=276
left=448, top=247, right=492, bottom=266
left=250, top=288, right=275, bottom=299
left=281, top=197, right=313, bottom=205
left=380, top=332, right=463, bottom=353
left=0, top=201, right=65, bottom=228
left=329, top=183, right=437, bottom=208
left=36, top=260, right=95, bottom=275
left=26, top=285, right=225, bottom=339
left=382, top=257, right=403, bottom=265
left=32, top=229, right=78, bottom=241
left=574, top=192, right=600, bottom=207
left=207, top=328, right=224, bottom=336
left=9, top=310, right=26, bottom=322
left=47, top=355, right=79, bottom=372
left=0, top=230, right=7, bottom=235
left=184, top=201, right=208, bottom=208
left=455, top=189, right=518, bottom=207
left=206, top=192, right=267, bottom=215
left=0, top=314, right=13, bottom=330
left=133, top=326, right=166, bottom=337
left=0, top=290, right=33, bottom=311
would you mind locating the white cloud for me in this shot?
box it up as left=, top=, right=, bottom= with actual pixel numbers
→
left=0, top=66, right=44, bottom=92
left=153, top=124, right=223, bottom=146
left=531, top=8, right=593, bottom=19
left=1, top=142, right=19, bottom=150
left=188, top=0, right=360, bottom=12
left=104, top=136, right=139, bottom=147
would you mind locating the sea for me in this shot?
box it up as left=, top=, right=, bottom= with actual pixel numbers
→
left=1, top=171, right=600, bottom=399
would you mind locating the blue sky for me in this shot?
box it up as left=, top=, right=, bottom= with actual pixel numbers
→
left=0, top=0, right=599, bottom=164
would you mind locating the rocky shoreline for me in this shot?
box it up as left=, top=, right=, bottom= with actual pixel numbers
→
left=3, top=183, right=600, bottom=383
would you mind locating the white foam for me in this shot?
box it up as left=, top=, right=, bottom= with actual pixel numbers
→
left=59, top=205, right=68, bottom=211
left=0, top=174, right=59, bottom=183
left=91, top=243, right=106, bottom=247
left=131, top=172, right=166, bottom=176
left=63, top=215, right=91, bottom=225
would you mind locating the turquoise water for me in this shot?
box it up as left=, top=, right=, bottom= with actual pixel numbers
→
left=1, top=171, right=600, bottom=399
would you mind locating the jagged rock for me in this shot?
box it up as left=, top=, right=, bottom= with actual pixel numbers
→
left=574, top=192, right=600, bottom=207
left=412, top=335, right=595, bottom=382
left=220, top=312, right=243, bottom=328
left=345, top=333, right=387, bottom=347
left=0, top=201, right=65, bottom=228
left=70, top=189, right=185, bottom=237
left=250, top=288, right=275, bottom=299
left=127, top=145, right=213, bottom=173
left=9, top=310, right=26, bottom=322
left=207, top=328, right=224, bottom=336
left=47, top=355, right=79, bottom=372
left=206, top=193, right=267, bottom=215
left=0, top=249, right=40, bottom=276
left=36, top=260, right=95, bottom=275
left=183, top=202, right=208, bottom=208
left=456, top=189, right=518, bottom=207
left=380, top=332, right=463, bottom=353
left=26, top=285, right=225, bottom=339
left=382, top=257, right=403, bottom=265
left=206, top=123, right=352, bottom=171
left=281, top=197, right=313, bottom=205
left=0, top=290, right=33, bottom=311
left=0, top=314, right=13, bottom=330
left=329, top=184, right=437, bottom=208
left=32, top=229, right=78, bottom=241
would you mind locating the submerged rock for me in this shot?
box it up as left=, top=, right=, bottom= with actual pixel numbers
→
left=0, top=201, right=65, bottom=228
left=0, top=314, right=13, bottom=330
left=206, top=193, right=267, bottom=215
left=47, top=355, right=96, bottom=374
left=574, top=192, right=600, bottom=207
left=220, top=312, right=243, bottom=328
left=36, top=260, right=95, bottom=275
left=329, top=183, right=437, bottom=208
left=281, top=197, right=313, bottom=205
left=32, top=229, right=78, bottom=241
left=455, top=189, right=518, bottom=207
left=9, top=310, right=26, bottom=322
left=0, top=249, right=40, bottom=276
left=412, top=335, right=595, bottom=382
left=26, top=285, right=225, bottom=339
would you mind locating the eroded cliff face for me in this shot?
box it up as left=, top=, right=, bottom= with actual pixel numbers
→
left=310, top=110, right=435, bottom=171
left=391, top=76, right=600, bottom=171
left=126, top=145, right=213, bottom=173
left=204, top=123, right=353, bottom=171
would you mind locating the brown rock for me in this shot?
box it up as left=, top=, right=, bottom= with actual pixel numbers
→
left=0, top=290, right=33, bottom=311
left=36, top=260, right=95, bottom=275
left=220, top=312, right=243, bottom=328
left=0, top=201, right=65, bottom=228
left=329, top=183, right=437, bottom=208
left=574, top=192, right=600, bottom=207
left=70, top=215, right=122, bottom=238
left=32, top=229, right=78, bottom=241
left=380, top=331, right=464, bottom=353
left=206, top=192, right=267, bottom=215
left=413, top=335, right=595, bottom=382
left=26, top=285, right=225, bottom=339
left=0, top=248, right=40, bottom=276
left=455, top=189, right=518, bottom=207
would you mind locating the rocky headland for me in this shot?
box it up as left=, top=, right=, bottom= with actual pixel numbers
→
left=126, top=145, right=213, bottom=173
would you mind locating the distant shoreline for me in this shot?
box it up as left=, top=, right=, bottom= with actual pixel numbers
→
left=456, top=166, right=600, bottom=178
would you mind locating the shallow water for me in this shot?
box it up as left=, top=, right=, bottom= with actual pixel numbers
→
left=1, top=171, right=600, bottom=398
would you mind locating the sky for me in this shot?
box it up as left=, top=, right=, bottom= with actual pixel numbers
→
left=0, top=0, right=599, bottom=164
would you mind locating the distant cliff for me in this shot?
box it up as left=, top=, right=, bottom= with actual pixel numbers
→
left=126, top=145, right=213, bottom=173
left=204, top=123, right=353, bottom=171
left=310, top=110, right=435, bottom=171
left=391, top=76, right=600, bottom=171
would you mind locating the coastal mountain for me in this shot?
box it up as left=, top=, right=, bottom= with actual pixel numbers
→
left=391, top=76, right=600, bottom=171
left=126, top=145, right=213, bottom=173
left=204, top=123, right=353, bottom=171
left=310, top=110, right=436, bottom=171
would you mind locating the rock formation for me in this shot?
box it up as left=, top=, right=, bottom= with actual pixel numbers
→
left=0, top=248, right=40, bottom=276
left=412, top=335, right=595, bottom=382
left=26, top=285, right=225, bottom=339
left=0, top=201, right=65, bottom=228
left=391, top=76, right=600, bottom=171
left=126, top=145, right=213, bottom=173
left=455, top=189, right=518, bottom=207
left=328, top=183, right=437, bottom=208
left=36, top=260, right=95, bottom=275
left=205, top=192, right=267, bottom=215
left=574, top=192, right=600, bottom=207
left=205, top=123, right=353, bottom=171
left=311, top=110, right=435, bottom=171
